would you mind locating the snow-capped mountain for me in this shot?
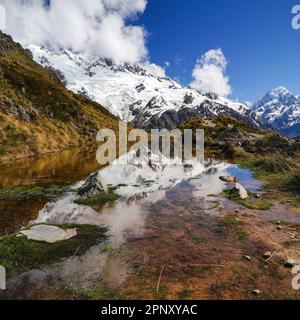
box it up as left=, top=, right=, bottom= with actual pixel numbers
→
left=29, top=45, right=300, bottom=135
left=252, top=87, right=300, bottom=137
left=28, top=45, right=254, bottom=129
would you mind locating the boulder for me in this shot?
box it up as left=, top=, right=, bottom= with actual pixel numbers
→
left=219, top=176, right=237, bottom=183
left=234, top=183, right=248, bottom=200
left=0, top=97, right=31, bottom=122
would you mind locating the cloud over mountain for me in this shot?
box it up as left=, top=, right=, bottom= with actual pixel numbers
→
left=2, top=0, right=149, bottom=64
left=190, top=49, right=232, bottom=97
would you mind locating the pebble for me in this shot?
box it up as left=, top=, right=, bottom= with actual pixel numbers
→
left=263, top=252, right=272, bottom=259
left=276, top=221, right=281, bottom=225
left=243, top=255, right=251, bottom=261
left=277, top=225, right=283, bottom=230
left=285, top=259, right=296, bottom=268
left=235, top=209, right=240, bottom=213
left=251, top=289, right=261, bottom=296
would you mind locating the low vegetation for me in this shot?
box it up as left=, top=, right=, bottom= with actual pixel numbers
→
left=0, top=224, right=108, bottom=278
left=74, top=191, right=120, bottom=207
left=0, top=184, right=71, bottom=201
left=282, top=170, right=300, bottom=194
left=218, top=213, right=241, bottom=226
left=70, top=282, right=124, bottom=300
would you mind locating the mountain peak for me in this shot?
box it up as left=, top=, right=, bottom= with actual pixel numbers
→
left=28, top=45, right=250, bottom=126
left=268, top=86, right=291, bottom=96
left=252, top=86, right=300, bottom=137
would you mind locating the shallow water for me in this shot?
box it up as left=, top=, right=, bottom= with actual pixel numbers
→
left=3, top=150, right=265, bottom=294
left=0, top=147, right=102, bottom=188
left=3, top=150, right=300, bottom=300
left=0, top=147, right=103, bottom=234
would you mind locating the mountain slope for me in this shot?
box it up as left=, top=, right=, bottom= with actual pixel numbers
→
left=0, top=33, right=120, bottom=162
left=28, top=45, right=257, bottom=130
left=252, top=87, right=300, bottom=137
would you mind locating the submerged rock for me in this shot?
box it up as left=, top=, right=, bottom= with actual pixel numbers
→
left=20, top=225, right=77, bottom=243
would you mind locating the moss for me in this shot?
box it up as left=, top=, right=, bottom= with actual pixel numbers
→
left=270, top=220, right=289, bottom=226
left=74, top=191, right=119, bottom=206
left=218, top=214, right=241, bottom=226
left=222, top=188, right=271, bottom=210
left=235, top=229, right=250, bottom=243
left=231, top=264, right=258, bottom=281
left=193, top=215, right=207, bottom=226
left=110, top=184, right=128, bottom=191
left=178, top=288, right=195, bottom=300
left=0, top=184, right=71, bottom=201
left=100, top=243, right=110, bottom=253
left=197, top=200, right=220, bottom=211
left=191, top=265, right=210, bottom=275
left=0, top=224, right=108, bottom=278
left=155, top=283, right=168, bottom=300
left=231, top=263, right=244, bottom=275
left=70, top=282, right=123, bottom=300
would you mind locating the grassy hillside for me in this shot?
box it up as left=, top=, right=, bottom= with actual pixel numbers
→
left=0, top=32, right=120, bottom=162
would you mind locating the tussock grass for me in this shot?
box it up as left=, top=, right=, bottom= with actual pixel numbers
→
left=0, top=32, right=121, bottom=162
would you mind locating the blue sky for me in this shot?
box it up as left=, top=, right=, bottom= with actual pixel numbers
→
left=5, top=0, right=300, bottom=102
left=139, top=0, right=300, bottom=101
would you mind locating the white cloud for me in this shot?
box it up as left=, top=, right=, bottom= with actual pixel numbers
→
left=1, top=0, right=152, bottom=64
left=190, top=49, right=232, bottom=97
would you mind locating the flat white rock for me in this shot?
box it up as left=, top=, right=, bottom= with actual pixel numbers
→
left=20, top=225, right=77, bottom=243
